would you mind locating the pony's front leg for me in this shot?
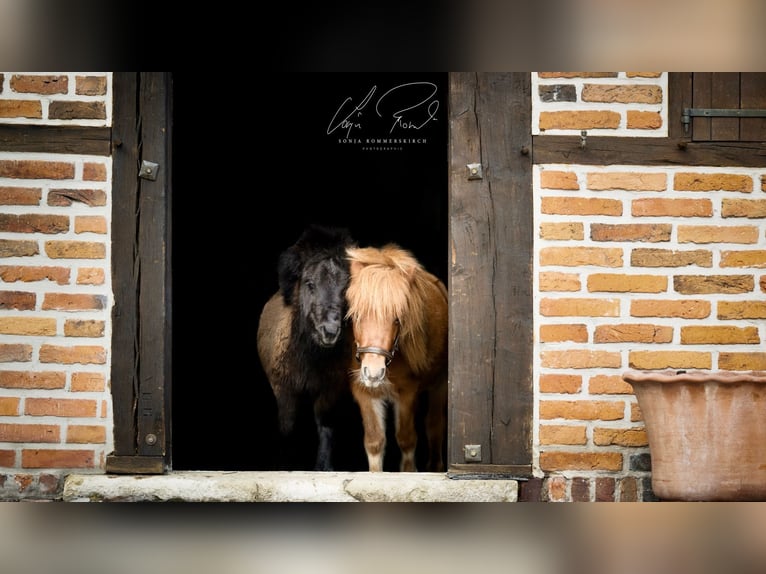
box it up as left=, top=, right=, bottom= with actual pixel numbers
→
left=353, top=388, right=387, bottom=472
left=394, top=386, right=419, bottom=472
left=313, top=403, right=334, bottom=471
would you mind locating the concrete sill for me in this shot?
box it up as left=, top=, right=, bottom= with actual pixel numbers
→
left=63, top=471, right=518, bottom=502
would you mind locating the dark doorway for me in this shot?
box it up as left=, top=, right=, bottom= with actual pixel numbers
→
left=171, top=73, right=449, bottom=470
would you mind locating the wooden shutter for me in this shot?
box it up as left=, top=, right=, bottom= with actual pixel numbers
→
left=690, top=73, right=766, bottom=142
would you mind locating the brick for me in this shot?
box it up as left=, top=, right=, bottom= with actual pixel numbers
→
left=631, top=299, right=711, bottom=318
left=42, top=293, right=106, bottom=311
left=74, top=216, right=107, bottom=234
left=39, top=345, right=106, bottom=365
left=680, top=325, right=759, bottom=344
left=539, top=111, right=621, bottom=130
left=75, top=76, right=107, bottom=96
left=0, top=160, right=74, bottom=180
left=593, top=428, right=648, bottom=447
left=0, top=100, right=42, bottom=119
left=0, top=291, right=35, bottom=310
left=539, top=73, right=618, bottom=78
left=674, top=172, right=753, bottom=192
left=678, top=225, right=758, bottom=244
left=718, top=353, right=766, bottom=370
left=44, top=241, right=106, bottom=259
left=619, top=477, right=638, bottom=502
left=539, top=272, right=581, bottom=291
left=0, top=317, right=57, bottom=336
left=539, top=374, right=582, bottom=394
left=540, top=170, right=579, bottom=190
left=571, top=478, right=591, bottom=501
left=0, top=239, right=39, bottom=257
left=22, top=449, right=95, bottom=469
left=587, top=273, right=667, bottom=293
left=630, top=402, right=643, bottom=422
left=0, top=450, right=15, bottom=466
left=0, top=344, right=32, bottom=362
left=542, top=196, right=622, bottom=216
left=66, top=425, right=106, bottom=444
left=593, top=324, right=672, bottom=344
left=721, top=199, right=766, bottom=218
left=595, top=477, right=616, bottom=502
left=626, top=110, right=662, bottom=130
left=631, top=248, right=712, bottom=268
left=540, top=324, right=588, bottom=342
left=540, top=297, right=619, bottom=317
left=540, top=247, right=623, bottom=267
left=24, top=398, right=98, bottom=417
left=0, top=397, right=20, bottom=415
left=76, top=268, right=105, bottom=285
left=0, top=371, right=65, bottom=390
left=48, top=189, right=106, bottom=207
left=544, top=476, right=568, bottom=502
left=539, top=451, right=623, bottom=471
left=582, top=84, right=662, bottom=104
left=588, top=374, right=636, bottom=394
left=541, top=350, right=622, bottom=369
left=718, top=301, right=766, bottom=319
left=626, top=72, right=662, bottom=78
left=591, top=223, right=670, bottom=242
left=0, top=423, right=59, bottom=443
left=0, top=187, right=42, bottom=205
left=539, top=425, right=587, bottom=445
left=720, top=250, right=766, bottom=268
left=538, top=85, right=577, bottom=103
left=587, top=172, right=666, bottom=191
left=64, top=319, right=105, bottom=338
left=674, top=275, right=753, bottom=294
left=10, top=74, right=68, bottom=94
left=82, top=162, right=107, bottom=182
left=0, top=265, right=70, bottom=284
left=48, top=101, right=106, bottom=120
left=539, top=222, right=584, bottom=240
left=632, top=198, right=712, bottom=217
left=0, top=213, right=68, bottom=234
left=628, top=351, right=711, bottom=369
left=71, top=372, right=106, bottom=392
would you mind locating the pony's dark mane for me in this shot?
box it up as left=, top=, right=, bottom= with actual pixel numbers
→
left=278, top=224, right=353, bottom=306
left=346, top=243, right=435, bottom=373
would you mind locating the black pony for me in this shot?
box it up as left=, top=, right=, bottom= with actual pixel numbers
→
left=257, top=224, right=356, bottom=470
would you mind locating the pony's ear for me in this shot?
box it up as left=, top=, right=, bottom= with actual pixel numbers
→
left=277, top=245, right=302, bottom=306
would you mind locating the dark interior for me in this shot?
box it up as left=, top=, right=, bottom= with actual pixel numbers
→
left=171, top=73, right=448, bottom=470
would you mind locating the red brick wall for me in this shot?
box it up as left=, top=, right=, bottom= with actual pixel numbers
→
left=0, top=73, right=111, bottom=499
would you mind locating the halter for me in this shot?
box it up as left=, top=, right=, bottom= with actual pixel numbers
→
left=355, top=328, right=400, bottom=366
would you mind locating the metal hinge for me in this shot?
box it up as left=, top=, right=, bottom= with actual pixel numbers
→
left=682, top=108, right=766, bottom=134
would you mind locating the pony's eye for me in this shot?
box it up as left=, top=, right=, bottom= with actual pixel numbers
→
left=394, top=318, right=400, bottom=326
left=305, top=280, right=315, bottom=292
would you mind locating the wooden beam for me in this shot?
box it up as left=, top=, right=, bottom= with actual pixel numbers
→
left=0, top=124, right=111, bottom=155
left=532, top=135, right=766, bottom=167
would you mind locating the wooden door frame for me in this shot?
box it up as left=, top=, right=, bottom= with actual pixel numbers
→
left=105, top=72, right=172, bottom=473
left=447, top=73, right=534, bottom=476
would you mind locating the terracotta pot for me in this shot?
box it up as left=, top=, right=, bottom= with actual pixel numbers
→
left=623, top=369, right=766, bottom=501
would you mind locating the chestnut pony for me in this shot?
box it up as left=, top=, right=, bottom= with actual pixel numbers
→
left=345, top=244, right=448, bottom=472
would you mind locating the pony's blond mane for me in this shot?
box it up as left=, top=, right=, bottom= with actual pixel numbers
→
left=346, top=244, right=435, bottom=373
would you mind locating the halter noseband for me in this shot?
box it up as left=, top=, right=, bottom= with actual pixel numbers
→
left=355, top=329, right=400, bottom=366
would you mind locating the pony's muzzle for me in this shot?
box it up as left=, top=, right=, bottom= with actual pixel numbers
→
left=360, top=364, right=387, bottom=387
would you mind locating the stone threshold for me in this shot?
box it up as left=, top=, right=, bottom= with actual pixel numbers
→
left=62, top=471, right=518, bottom=502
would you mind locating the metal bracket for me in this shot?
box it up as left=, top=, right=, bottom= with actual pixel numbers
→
left=464, top=444, right=482, bottom=462
left=466, top=163, right=483, bottom=180
left=682, top=108, right=766, bottom=134
left=139, top=160, right=160, bottom=181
